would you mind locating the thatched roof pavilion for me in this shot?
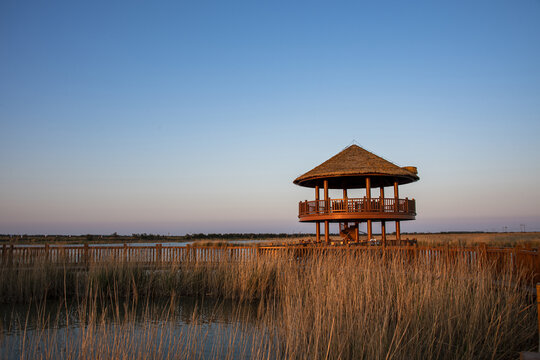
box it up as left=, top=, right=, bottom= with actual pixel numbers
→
left=293, top=145, right=419, bottom=245
left=294, top=145, right=418, bottom=189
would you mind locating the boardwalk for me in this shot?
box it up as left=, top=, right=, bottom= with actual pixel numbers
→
left=2, top=243, right=539, bottom=281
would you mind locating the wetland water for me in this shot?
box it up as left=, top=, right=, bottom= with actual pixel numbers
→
left=0, top=297, right=271, bottom=359
left=7, top=239, right=264, bottom=248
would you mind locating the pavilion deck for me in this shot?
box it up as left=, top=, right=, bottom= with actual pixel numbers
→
left=298, top=197, right=416, bottom=222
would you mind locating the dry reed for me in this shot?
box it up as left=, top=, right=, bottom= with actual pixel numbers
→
left=0, top=251, right=536, bottom=359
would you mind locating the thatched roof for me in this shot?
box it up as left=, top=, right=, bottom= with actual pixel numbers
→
left=293, top=145, right=419, bottom=189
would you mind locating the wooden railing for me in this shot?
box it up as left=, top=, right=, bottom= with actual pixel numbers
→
left=2, top=244, right=539, bottom=282
left=0, top=244, right=258, bottom=267
left=298, top=197, right=416, bottom=217
left=258, top=244, right=540, bottom=283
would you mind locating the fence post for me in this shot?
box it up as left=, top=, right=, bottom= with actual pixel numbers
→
left=479, top=243, right=487, bottom=266
left=2, top=244, right=6, bottom=265
left=84, top=243, right=89, bottom=267
left=9, top=244, right=14, bottom=267
left=123, top=243, right=128, bottom=263
left=45, top=243, right=50, bottom=263
left=157, top=244, right=162, bottom=264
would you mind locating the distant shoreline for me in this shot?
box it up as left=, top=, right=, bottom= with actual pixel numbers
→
left=1, top=231, right=539, bottom=245
left=0, top=233, right=315, bottom=245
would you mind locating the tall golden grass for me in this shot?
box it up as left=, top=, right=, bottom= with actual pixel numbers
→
left=0, top=251, right=536, bottom=359
left=412, top=232, right=540, bottom=247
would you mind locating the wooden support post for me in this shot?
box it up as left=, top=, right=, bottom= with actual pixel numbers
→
left=479, top=243, right=487, bottom=265
left=84, top=243, right=89, bottom=267
left=315, top=185, right=320, bottom=212
left=324, top=179, right=330, bottom=244
left=123, top=243, right=128, bottom=262
left=9, top=244, right=14, bottom=267
left=343, top=188, right=348, bottom=212
left=394, top=180, right=399, bottom=211
left=315, top=185, right=320, bottom=243
left=380, top=186, right=384, bottom=212
left=366, top=177, right=371, bottom=204
left=355, top=222, right=359, bottom=243
left=366, top=177, right=372, bottom=240
left=325, top=221, right=329, bottom=244
left=394, top=181, right=401, bottom=242
left=324, top=180, right=329, bottom=213
left=381, top=221, right=386, bottom=246
left=157, top=243, right=162, bottom=263
left=342, top=222, right=349, bottom=245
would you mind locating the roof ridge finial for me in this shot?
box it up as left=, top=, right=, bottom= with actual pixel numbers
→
left=344, top=139, right=361, bottom=150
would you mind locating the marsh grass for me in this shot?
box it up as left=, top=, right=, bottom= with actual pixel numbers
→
left=406, top=232, right=540, bottom=247
left=0, top=252, right=536, bottom=359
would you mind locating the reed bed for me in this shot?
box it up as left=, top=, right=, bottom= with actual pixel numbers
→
left=0, top=252, right=536, bottom=359
left=409, top=232, right=540, bottom=247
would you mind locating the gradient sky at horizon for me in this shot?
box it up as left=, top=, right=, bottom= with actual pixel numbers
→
left=1, top=0, right=539, bottom=235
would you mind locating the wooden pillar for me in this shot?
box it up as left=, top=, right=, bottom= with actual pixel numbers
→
left=366, top=177, right=372, bottom=240
left=9, top=244, right=14, bottom=267
left=315, top=185, right=320, bottom=242
left=343, top=189, right=348, bottom=212
left=380, top=186, right=384, bottom=211
left=366, top=178, right=371, bottom=202
left=324, top=180, right=329, bottom=205
left=380, top=186, right=386, bottom=245
left=394, top=181, right=400, bottom=241
left=381, top=221, right=386, bottom=246
left=355, top=222, right=359, bottom=243
left=156, top=243, right=162, bottom=263
left=2, top=244, right=6, bottom=265
left=394, top=181, right=399, bottom=206
left=84, top=243, right=89, bottom=267
left=325, top=221, right=329, bottom=244
left=324, top=180, right=329, bottom=244
left=45, top=243, right=49, bottom=262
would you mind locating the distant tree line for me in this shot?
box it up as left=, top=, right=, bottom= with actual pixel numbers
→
left=1, top=230, right=531, bottom=244
left=180, top=233, right=315, bottom=240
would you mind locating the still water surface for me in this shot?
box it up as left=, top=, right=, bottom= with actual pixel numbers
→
left=9, top=239, right=265, bottom=248
left=0, top=297, right=271, bottom=359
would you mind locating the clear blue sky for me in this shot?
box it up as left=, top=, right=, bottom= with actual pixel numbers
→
left=1, top=0, right=539, bottom=235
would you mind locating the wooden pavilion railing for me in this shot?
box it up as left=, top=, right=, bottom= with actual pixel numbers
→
left=298, top=197, right=416, bottom=217
left=1, top=243, right=539, bottom=282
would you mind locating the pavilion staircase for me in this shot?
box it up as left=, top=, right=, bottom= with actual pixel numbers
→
left=339, top=223, right=360, bottom=243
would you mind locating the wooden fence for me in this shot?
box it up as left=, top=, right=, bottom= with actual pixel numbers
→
left=1, top=243, right=539, bottom=282
left=0, top=244, right=258, bottom=267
